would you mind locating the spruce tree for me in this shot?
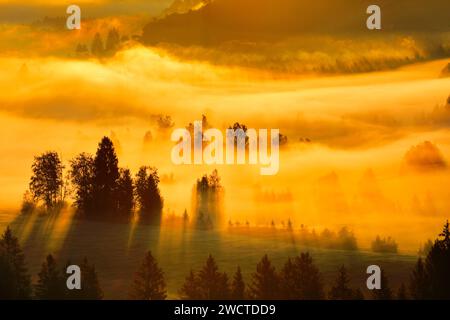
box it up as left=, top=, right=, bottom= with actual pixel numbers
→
left=425, top=220, right=450, bottom=298
left=179, top=270, right=199, bottom=299
left=0, top=227, right=32, bottom=299
left=231, top=266, right=245, bottom=299
left=329, top=265, right=353, bottom=300
left=293, top=253, right=323, bottom=299
left=280, top=253, right=323, bottom=299
left=116, top=168, right=134, bottom=221
left=248, top=255, right=279, bottom=299
left=92, top=137, right=120, bottom=219
left=197, top=255, right=229, bottom=299
left=409, top=258, right=429, bottom=299
left=409, top=221, right=450, bottom=299
left=35, top=254, right=65, bottom=299
left=179, top=255, right=230, bottom=300
left=135, top=166, right=163, bottom=224
left=279, top=257, right=296, bottom=299
left=130, top=251, right=166, bottom=300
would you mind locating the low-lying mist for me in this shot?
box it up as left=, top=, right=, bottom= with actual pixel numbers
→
left=0, top=44, right=449, bottom=252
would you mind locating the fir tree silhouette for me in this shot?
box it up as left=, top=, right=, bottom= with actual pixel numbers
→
left=116, top=168, right=134, bottom=221
left=92, top=137, right=120, bottom=219
left=130, top=251, right=166, bottom=300
left=280, top=253, right=324, bottom=299
left=231, top=266, right=245, bottom=299
left=409, top=258, right=429, bottom=299
left=328, top=265, right=354, bottom=300
left=179, top=270, right=200, bottom=300
left=135, top=166, right=163, bottom=224
left=248, top=255, right=279, bottom=299
left=0, top=227, right=32, bottom=299
left=409, top=220, right=450, bottom=299
left=179, top=255, right=229, bottom=300
left=197, top=255, right=229, bottom=299
left=35, top=254, right=65, bottom=299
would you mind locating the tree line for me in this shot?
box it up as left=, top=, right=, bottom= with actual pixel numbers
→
left=0, top=225, right=164, bottom=300
left=2, top=221, right=450, bottom=299
left=25, top=136, right=163, bottom=223
left=0, top=226, right=102, bottom=299
left=76, top=28, right=129, bottom=58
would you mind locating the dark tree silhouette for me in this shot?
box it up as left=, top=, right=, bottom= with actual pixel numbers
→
left=71, top=138, right=137, bottom=221
left=135, top=166, right=163, bottom=224
left=409, top=220, right=450, bottom=299
left=197, top=255, right=229, bottom=299
left=372, top=269, right=393, bottom=300
left=92, top=137, right=120, bottom=219
left=248, top=254, right=279, bottom=299
left=130, top=251, right=166, bottom=300
left=69, top=153, right=94, bottom=215
left=179, top=270, right=200, bottom=300
left=65, top=258, right=103, bottom=300
left=0, top=227, right=32, bottom=299
left=35, top=254, right=65, bottom=299
left=105, top=28, right=120, bottom=53
left=409, top=258, right=429, bottom=299
left=426, top=220, right=450, bottom=298
left=279, top=257, right=295, bottom=298
left=91, top=32, right=104, bottom=57
left=179, top=255, right=229, bottom=300
left=116, top=168, right=134, bottom=221
left=280, top=253, right=324, bottom=299
left=328, top=265, right=355, bottom=300
left=29, top=151, right=64, bottom=209
left=231, top=266, right=245, bottom=299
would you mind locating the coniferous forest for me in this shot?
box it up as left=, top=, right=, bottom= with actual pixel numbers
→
left=2, top=220, right=450, bottom=299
